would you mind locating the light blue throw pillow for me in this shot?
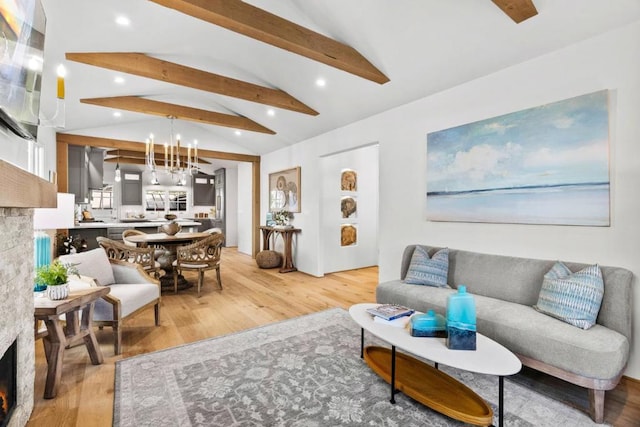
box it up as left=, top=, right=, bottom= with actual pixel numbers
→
left=403, top=246, right=450, bottom=288
left=534, top=261, right=604, bottom=330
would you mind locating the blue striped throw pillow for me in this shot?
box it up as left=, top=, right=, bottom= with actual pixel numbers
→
left=534, top=261, right=604, bottom=330
left=403, top=246, right=450, bottom=288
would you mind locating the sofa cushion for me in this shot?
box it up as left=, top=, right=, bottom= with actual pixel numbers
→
left=403, top=246, right=449, bottom=287
left=534, top=262, right=604, bottom=330
left=93, top=283, right=160, bottom=321
left=59, top=248, right=115, bottom=286
left=474, top=293, right=628, bottom=381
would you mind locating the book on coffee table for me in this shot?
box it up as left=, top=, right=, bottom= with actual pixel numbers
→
left=366, top=304, right=415, bottom=321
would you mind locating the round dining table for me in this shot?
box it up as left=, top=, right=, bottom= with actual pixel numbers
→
left=125, top=231, right=212, bottom=291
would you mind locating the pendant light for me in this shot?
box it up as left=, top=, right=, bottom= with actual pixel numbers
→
left=114, top=149, right=121, bottom=182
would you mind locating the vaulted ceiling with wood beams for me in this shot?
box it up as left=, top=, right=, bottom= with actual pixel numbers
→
left=39, top=0, right=640, bottom=162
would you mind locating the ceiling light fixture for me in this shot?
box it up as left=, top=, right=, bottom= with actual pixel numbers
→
left=267, top=108, right=275, bottom=117
left=114, top=76, right=125, bottom=84
left=234, top=130, right=242, bottom=136
left=146, top=116, right=198, bottom=186
left=113, top=111, right=121, bottom=117
left=114, top=149, right=121, bottom=182
left=115, top=16, right=130, bottom=26
left=315, top=78, right=326, bottom=87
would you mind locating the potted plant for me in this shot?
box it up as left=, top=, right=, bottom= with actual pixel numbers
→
left=273, top=210, right=292, bottom=227
left=35, top=260, right=80, bottom=300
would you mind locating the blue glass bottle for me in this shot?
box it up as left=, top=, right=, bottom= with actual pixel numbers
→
left=446, top=285, right=476, bottom=350
left=33, top=231, right=51, bottom=292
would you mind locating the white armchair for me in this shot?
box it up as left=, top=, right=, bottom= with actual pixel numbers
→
left=58, top=247, right=161, bottom=355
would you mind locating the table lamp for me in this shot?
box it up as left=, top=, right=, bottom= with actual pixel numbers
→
left=33, top=193, right=75, bottom=290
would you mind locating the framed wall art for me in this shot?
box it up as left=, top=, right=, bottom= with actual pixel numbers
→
left=269, top=166, right=301, bottom=212
left=426, top=90, right=610, bottom=226
left=341, top=169, right=357, bottom=191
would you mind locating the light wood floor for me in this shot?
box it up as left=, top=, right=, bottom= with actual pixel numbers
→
left=27, top=248, right=639, bottom=426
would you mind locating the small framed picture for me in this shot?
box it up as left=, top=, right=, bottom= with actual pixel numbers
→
left=266, top=212, right=275, bottom=226
left=269, top=167, right=301, bottom=213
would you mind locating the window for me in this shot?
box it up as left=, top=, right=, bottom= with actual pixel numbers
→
left=145, top=189, right=187, bottom=212
left=145, top=190, right=165, bottom=211
left=169, top=191, right=187, bottom=212
left=90, top=188, right=113, bottom=209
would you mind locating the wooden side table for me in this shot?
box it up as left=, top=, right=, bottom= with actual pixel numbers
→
left=259, top=226, right=301, bottom=273
left=34, top=286, right=110, bottom=399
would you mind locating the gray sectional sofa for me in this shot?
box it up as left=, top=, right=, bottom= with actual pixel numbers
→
left=376, top=245, right=633, bottom=424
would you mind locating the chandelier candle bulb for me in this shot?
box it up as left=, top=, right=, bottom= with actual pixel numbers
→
left=56, top=77, right=64, bottom=99
left=176, top=135, right=181, bottom=168
left=56, top=64, right=65, bottom=99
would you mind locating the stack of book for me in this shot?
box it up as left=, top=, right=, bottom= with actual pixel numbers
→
left=367, top=304, right=415, bottom=327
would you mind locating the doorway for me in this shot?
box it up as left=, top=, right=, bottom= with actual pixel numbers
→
left=320, top=143, right=379, bottom=274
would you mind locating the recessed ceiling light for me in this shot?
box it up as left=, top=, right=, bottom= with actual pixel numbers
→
left=113, top=111, right=122, bottom=118
left=267, top=108, right=275, bottom=117
left=315, top=78, right=326, bottom=87
left=234, top=130, right=242, bottom=136
left=114, top=76, right=125, bottom=84
left=115, top=16, right=130, bottom=26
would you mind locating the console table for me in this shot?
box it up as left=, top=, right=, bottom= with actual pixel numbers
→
left=259, top=226, right=301, bottom=273
left=34, top=287, right=110, bottom=398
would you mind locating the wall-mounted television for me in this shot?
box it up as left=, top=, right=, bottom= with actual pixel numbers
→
left=0, top=0, right=46, bottom=141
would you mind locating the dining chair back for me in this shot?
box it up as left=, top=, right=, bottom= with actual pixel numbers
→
left=173, top=232, right=224, bottom=296
left=122, top=229, right=147, bottom=247
left=97, top=236, right=162, bottom=278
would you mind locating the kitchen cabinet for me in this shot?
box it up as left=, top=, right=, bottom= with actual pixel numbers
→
left=192, top=173, right=215, bottom=206
left=70, top=228, right=107, bottom=250
left=121, top=171, right=142, bottom=205
left=87, top=149, right=104, bottom=189
left=68, top=146, right=104, bottom=203
left=68, top=145, right=89, bottom=203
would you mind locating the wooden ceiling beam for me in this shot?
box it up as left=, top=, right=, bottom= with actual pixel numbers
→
left=491, top=0, right=538, bottom=23
left=81, top=96, right=276, bottom=134
left=149, top=0, right=389, bottom=84
left=57, top=133, right=260, bottom=163
left=66, top=52, right=318, bottom=116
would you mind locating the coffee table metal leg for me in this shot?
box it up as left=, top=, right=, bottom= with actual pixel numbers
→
left=499, top=376, right=504, bottom=427
left=390, top=345, right=396, bottom=404
left=360, top=328, right=364, bottom=359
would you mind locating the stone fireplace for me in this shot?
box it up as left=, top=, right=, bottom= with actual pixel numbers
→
left=0, top=207, right=36, bottom=426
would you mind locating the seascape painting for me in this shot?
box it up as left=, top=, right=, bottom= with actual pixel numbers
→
left=426, top=90, right=610, bottom=226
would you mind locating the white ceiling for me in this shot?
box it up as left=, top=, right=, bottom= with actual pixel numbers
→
left=39, top=0, right=640, bottom=159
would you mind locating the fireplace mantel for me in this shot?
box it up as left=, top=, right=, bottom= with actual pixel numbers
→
left=0, top=160, right=56, bottom=208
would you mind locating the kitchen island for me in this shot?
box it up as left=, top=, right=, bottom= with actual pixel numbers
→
left=67, top=220, right=201, bottom=250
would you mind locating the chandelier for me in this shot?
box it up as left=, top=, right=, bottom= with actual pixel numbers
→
left=145, top=116, right=199, bottom=185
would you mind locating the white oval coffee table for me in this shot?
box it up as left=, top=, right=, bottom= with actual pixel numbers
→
left=350, top=303, right=521, bottom=427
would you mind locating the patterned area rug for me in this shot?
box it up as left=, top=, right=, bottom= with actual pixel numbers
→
left=114, top=308, right=606, bottom=426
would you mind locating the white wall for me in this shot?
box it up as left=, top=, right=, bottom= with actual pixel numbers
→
left=261, top=21, right=640, bottom=379
left=237, top=162, right=253, bottom=255
left=321, top=144, right=379, bottom=273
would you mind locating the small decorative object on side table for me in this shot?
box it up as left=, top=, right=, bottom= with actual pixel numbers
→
left=35, top=260, right=80, bottom=300
left=273, top=209, right=292, bottom=227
